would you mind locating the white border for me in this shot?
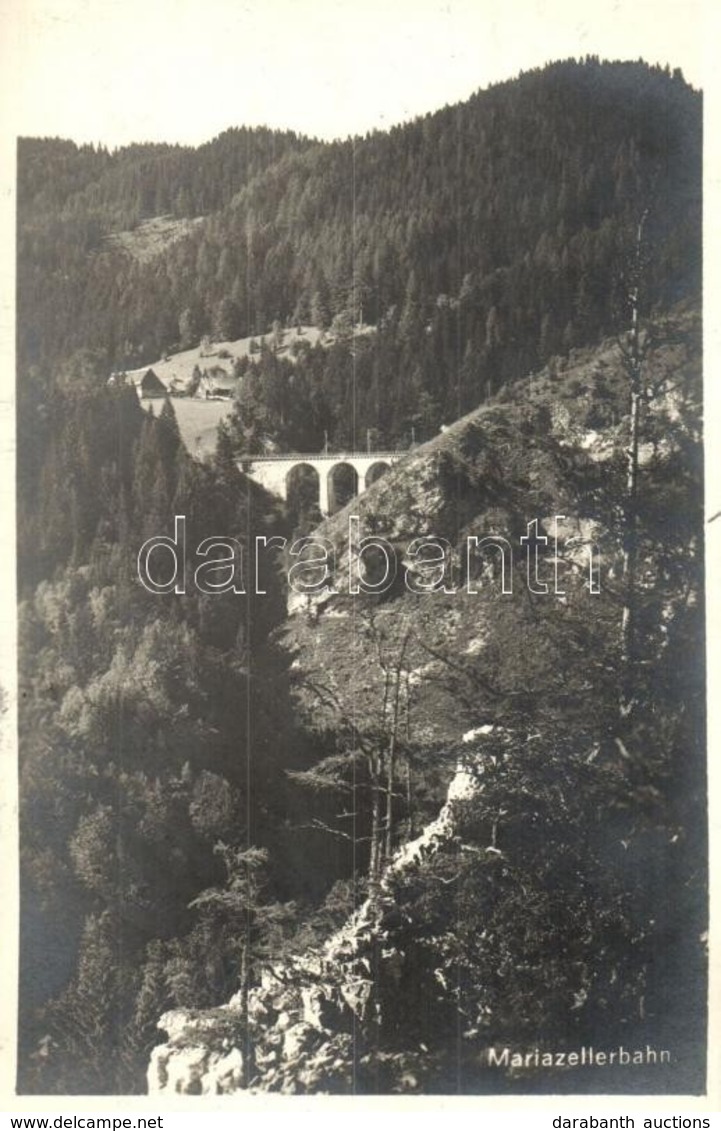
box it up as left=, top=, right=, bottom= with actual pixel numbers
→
left=0, top=0, right=717, bottom=1116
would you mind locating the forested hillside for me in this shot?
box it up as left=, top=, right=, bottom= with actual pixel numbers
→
left=17, top=388, right=316, bottom=1092
left=152, top=306, right=706, bottom=1094
left=18, top=59, right=700, bottom=448
left=17, top=311, right=706, bottom=1094
left=16, top=56, right=706, bottom=1095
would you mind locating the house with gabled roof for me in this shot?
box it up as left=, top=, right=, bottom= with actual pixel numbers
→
left=108, top=367, right=168, bottom=399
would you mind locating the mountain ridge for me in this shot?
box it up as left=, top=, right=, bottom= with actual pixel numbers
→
left=19, top=57, right=701, bottom=458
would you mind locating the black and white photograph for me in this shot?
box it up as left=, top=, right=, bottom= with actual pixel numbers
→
left=1, top=0, right=717, bottom=1107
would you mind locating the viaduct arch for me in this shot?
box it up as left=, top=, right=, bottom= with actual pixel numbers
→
left=239, top=451, right=403, bottom=516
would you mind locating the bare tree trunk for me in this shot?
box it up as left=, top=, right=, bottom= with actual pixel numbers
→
left=404, top=671, right=414, bottom=839
left=369, top=754, right=382, bottom=883
left=384, top=631, right=411, bottom=860
left=239, top=942, right=255, bottom=1086
left=620, top=208, right=649, bottom=701
left=405, top=760, right=413, bottom=840
left=384, top=733, right=396, bottom=862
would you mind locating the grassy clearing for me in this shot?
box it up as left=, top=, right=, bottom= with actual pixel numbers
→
left=105, top=215, right=204, bottom=263
left=142, top=397, right=232, bottom=459
left=122, top=323, right=374, bottom=393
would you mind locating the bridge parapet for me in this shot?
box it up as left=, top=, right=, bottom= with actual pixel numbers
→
left=242, top=451, right=403, bottom=463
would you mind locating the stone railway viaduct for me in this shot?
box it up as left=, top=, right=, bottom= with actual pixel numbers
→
left=238, top=451, right=403, bottom=516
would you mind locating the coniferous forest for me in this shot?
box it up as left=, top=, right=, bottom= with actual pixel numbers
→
left=16, top=58, right=706, bottom=1095
left=19, top=59, right=700, bottom=447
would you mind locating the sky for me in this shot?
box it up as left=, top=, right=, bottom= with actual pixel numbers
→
left=0, top=0, right=710, bottom=148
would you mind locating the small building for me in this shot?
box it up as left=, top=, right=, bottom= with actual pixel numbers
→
left=168, top=376, right=188, bottom=398
left=135, top=368, right=167, bottom=399
left=198, top=366, right=238, bottom=400
left=110, top=367, right=168, bottom=398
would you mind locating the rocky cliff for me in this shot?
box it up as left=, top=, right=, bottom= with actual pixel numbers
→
left=148, top=724, right=498, bottom=1094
